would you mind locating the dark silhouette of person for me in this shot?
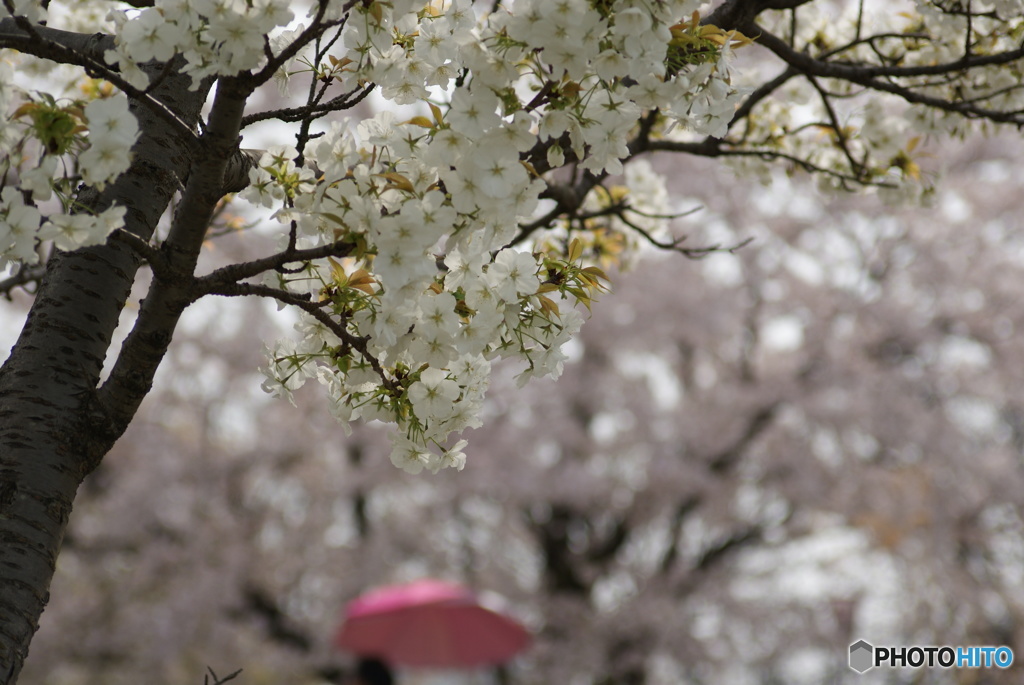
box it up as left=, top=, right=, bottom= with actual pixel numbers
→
left=354, top=656, right=394, bottom=685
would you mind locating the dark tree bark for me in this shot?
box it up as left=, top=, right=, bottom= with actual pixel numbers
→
left=0, top=25, right=220, bottom=681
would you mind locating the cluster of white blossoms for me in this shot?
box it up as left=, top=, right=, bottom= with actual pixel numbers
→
left=1, top=0, right=749, bottom=472
left=243, top=0, right=749, bottom=473
left=78, top=96, right=141, bottom=190
left=0, top=90, right=135, bottom=267
left=104, top=0, right=295, bottom=89
left=249, top=133, right=592, bottom=474
left=725, top=0, right=1024, bottom=193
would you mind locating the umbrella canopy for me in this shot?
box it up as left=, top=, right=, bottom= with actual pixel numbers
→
left=335, top=579, right=531, bottom=668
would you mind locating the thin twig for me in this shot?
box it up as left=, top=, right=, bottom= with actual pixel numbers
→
left=203, top=667, right=242, bottom=685
left=193, top=240, right=355, bottom=291
left=206, top=280, right=397, bottom=393
left=0, top=262, right=46, bottom=298
left=240, top=84, right=375, bottom=128
left=0, top=16, right=200, bottom=146
left=749, top=23, right=1024, bottom=124
left=617, top=212, right=754, bottom=259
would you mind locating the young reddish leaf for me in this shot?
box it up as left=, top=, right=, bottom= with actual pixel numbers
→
left=368, top=1, right=384, bottom=23
left=12, top=103, right=37, bottom=119
left=350, top=282, right=377, bottom=295
left=348, top=269, right=377, bottom=294
left=376, top=172, right=415, bottom=193
left=537, top=295, right=561, bottom=318
left=581, top=266, right=610, bottom=290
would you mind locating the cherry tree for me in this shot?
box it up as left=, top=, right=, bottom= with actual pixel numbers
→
left=1, top=0, right=1024, bottom=681
left=18, top=135, right=1024, bottom=685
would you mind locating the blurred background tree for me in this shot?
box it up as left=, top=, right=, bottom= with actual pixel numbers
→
left=12, top=128, right=1024, bottom=684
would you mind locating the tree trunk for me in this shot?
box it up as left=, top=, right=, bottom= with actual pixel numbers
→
left=0, top=62, right=210, bottom=683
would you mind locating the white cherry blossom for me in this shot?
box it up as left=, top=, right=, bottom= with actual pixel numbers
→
left=1, top=0, right=982, bottom=474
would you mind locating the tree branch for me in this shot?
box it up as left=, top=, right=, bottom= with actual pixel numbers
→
left=97, top=76, right=252, bottom=432
left=747, top=23, right=1024, bottom=124
left=0, top=16, right=110, bottom=62
left=239, top=0, right=355, bottom=91
left=730, top=66, right=799, bottom=128
left=0, top=263, right=46, bottom=299
left=108, top=227, right=168, bottom=269
left=240, top=84, right=375, bottom=128
left=760, top=24, right=1024, bottom=78
left=616, top=210, right=755, bottom=259
left=203, top=668, right=243, bottom=685
left=193, top=241, right=356, bottom=293
left=708, top=403, right=779, bottom=473
left=693, top=525, right=763, bottom=571
left=0, top=18, right=200, bottom=146
left=705, top=0, right=816, bottom=32
left=206, top=280, right=397, bottom=393
left=806, top=74, right=864, bottom=175
left=644, top=140, right=893, bottom=188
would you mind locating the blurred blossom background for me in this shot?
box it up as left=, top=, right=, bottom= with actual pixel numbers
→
left=7, top=128, right=1024, bottom=685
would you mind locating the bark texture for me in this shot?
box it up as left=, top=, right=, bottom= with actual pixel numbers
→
left=0, top=59, right=210, bottom=682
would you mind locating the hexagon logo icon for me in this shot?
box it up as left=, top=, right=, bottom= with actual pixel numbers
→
left=849, top=640, right=874, bottom=673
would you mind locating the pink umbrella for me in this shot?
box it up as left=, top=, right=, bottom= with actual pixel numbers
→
left=334, top=579, right=531, bottom=668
